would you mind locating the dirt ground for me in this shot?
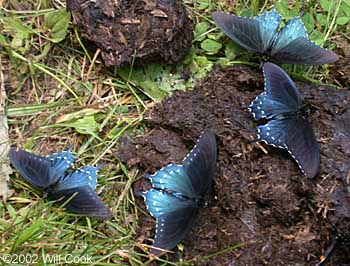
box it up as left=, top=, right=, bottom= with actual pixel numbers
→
left=67, top=0, right=193, bottom=68
left=329, top=38, right=350, bottom=88
left=118, top=65, right=350, bottom=266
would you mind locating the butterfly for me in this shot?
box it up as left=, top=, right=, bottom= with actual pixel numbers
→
left=316, top=230, right=350, bottom=266
left=246, top=62, right=320, bottom=178
left=212, top=9, right=338, bottom=65
left=9, top=148, right=113, bottom=220
left=141, top=130, right=217, bottom=255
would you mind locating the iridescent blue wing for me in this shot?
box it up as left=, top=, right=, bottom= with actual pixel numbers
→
left=55, top=166, right=98, bottom=191
left=182, top=130, right=217, bottom=196
left=46, top=149, right=75, bottom=179
left=248, top=62, right=302, bottom=120
left=145, top=130, right=217, bottom=198
left=142, top=189, right=198, bottom=255
left=144, top=164, right=195, bottom=197
left=271, top=17, right=338, bottom=64
left=212, top=9, right=281, bottom=53
left=257, top=113, right=320, bottom=178
left=50, top=186, right=113, bottom=220
left=9, top=148, right=75, bottom=189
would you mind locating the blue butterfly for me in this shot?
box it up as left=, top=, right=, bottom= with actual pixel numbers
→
left=247, top=62, right=320, bottom=178
left=212, top=9, right=338, bottom=65
left=316, top=230, right=350, bottom=266
left=141, top=130, right=217, bottom=255
left=9, top=148, right=113, bottom=219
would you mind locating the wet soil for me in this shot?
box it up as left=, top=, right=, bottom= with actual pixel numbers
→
left=118, top=65, right=350, bottom=265
left=329, top=38, right=350, bottom=88
left=67, top=0, right=193, bottom=68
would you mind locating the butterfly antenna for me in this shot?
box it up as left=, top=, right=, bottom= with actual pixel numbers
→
left=95, top=164, right=104, bottom=171
left=67, top=145, right=74, bottom=152
left=315, top=238, right=338, bottom=266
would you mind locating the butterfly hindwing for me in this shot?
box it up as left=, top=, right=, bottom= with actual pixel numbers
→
left=50, top=185, right=113, bottom=220
left=151, top=206, right=199, bottom=255
left=142, top=189, right=198, bottom=254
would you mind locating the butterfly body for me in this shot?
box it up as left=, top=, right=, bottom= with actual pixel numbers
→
left=142, top=130, right=217, bottom=255
left=212, top=9, right=338, bottom=65
left=9, top=148, right=112, bottom=219
left=247, top=62, right=320, bottom=178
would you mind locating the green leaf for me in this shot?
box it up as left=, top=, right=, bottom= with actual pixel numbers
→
left=225, top=40, right=243, bottom=59
left=118, top=63, right=188, bottom=101
left=275, top=0, right=289, bottom=18
left=13, top=217, right=44, bottom=250
left=196, top=0, right=209, bottom=10
left=316, top=14, right=328, bottom=26
left=201, top=39, right=222, bottom=54
left=302, top=12, right=315, bottom=32
left=3, top=17, right=34, bottom=38
left=194, top=22, right=209, bottom=41
left=320, top=0, right=333, bottom=12
left=57, top=115, right=100, bottom=136
left=336, top=16, right=349, bottom=25
left=309, top=30, right=324, bottom=46
left=44, top=10, right=71, bottom=43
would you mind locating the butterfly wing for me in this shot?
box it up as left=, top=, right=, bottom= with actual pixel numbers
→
left=50, top=186, right=113, bottom=220
left=145, top=130, right=217, bottom=197
left=248, top=62, right=302, bottom=120
left=142, top=189, right=198, bottom=255
left=9, top=148, right=74, bottom=188
left=271, top=17, right=338, bottom=64
left=55, top=166, right=98, bottom=191
left=182, top=130, right=217, bottom=196
left=258, top=117, right=320, bottom=178
left=46, top=149, right=75, bottom=179
left=144, top=164, right=195, bottom=197
left=212, top=9, right=281, bottom=53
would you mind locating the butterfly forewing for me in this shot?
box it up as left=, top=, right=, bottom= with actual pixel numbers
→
left=9, top=148, right=55, bottom=188
left=50, top=186, right=113, bottom=220
left=182, top=130, right=217, bottom=196
left=212, top=12, right=265, bottom=53
left=249, top=62, right=302, bottom=120
left=284, top=117, right=320, bottom=178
